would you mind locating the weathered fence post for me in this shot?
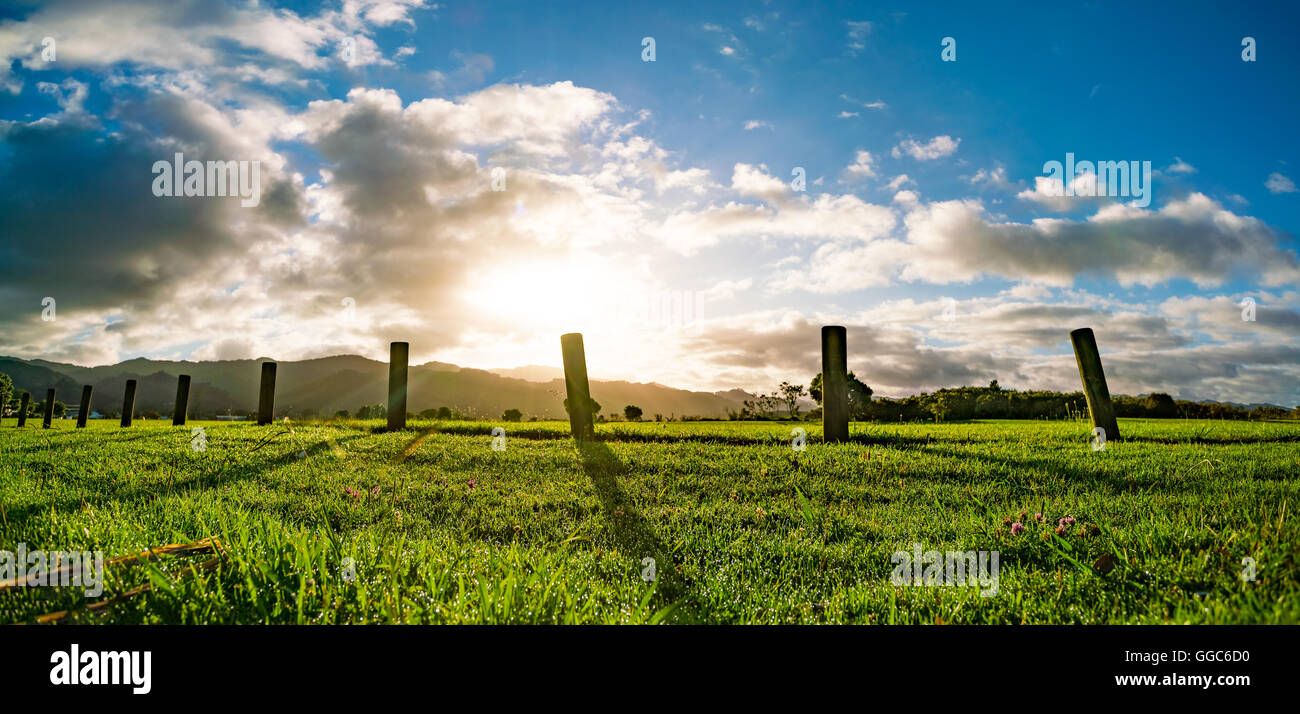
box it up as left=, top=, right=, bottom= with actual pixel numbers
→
left=121, top=380, right=137, bottom=427
left=257, top=362, right=277, bottom=425
left=821, top=325, right=849, bottom=443
left=42, top=388, right=55, bottom=428
left=1070, top=328, right=1120, bottom=442
left=76, top=385, right=93, bottom=428
left=560, top=333, right=594, bottom=441
left=173, top=374, right=191, bottom=426
left=388, top=342, right=408, bottom=431
left=16, top=392, right=30, bottom=427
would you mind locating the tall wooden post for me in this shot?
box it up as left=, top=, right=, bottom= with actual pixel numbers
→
left=821, top=326, right=849, bottom=443
left=388, top=342, right=408, bottom=431
left=560, top=333, right=594, bottom=441
left=42, top=388, right=55, bottom=428
left=76, top=385, right=93, bottom=428
left=1070, top=328, right=1120, bottom=442
left=16, top=392, right=30, bottom=427
left=257, top=362, right=277, bottom=425
left=173, top=375, right=191, bottom=426
left=121, top=380, right=137, bottom=427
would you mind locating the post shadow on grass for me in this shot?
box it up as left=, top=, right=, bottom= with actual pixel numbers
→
left=0, top=432, right=368, bottom=526
left=576, top=438, right=687, bottom=601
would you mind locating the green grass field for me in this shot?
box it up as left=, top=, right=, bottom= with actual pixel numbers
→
left=1, top=417, right=1296, bottom=624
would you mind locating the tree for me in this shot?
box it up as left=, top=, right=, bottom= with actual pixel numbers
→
left=436, top=406, right=452, bottom=419
left=0, top=373, right=11, bottom=417
left=563, top=396, right=601, bottom=415
left=623, top=404, right=643, bottom=421
left=776, top=381, right=806, bottom=418
left=503, top=408, right=523, bottom=422
left=1143, top=393, right=1179, bottom=418
left=741, top=393, right=780, bottom=419
left=356, top=403, right=386, bottom=420
left=809, top=371, right=873, bottom=417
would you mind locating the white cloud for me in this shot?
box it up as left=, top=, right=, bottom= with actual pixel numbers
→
left=899, top=193, right=1300, bottom=288
left=1266, top=172, right=1297, bottom=194
left=1016, top=173, right=1097, bottom=209
left=731, top=163, right=788, bottom=201
left=891, top=135, right=960, bottom=161
left=844, top=150, right=875, bottom=178
left=885, top=174, right=915, bottom=190
left=845, top=20, right=872, bottom=52
left=969, top=166, right=1015, bottom=191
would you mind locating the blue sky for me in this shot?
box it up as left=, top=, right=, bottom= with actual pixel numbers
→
left=1, top=0, right=1297, bottom=404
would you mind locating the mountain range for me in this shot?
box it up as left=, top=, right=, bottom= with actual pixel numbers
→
left=0, top=355, right=753, bottom=420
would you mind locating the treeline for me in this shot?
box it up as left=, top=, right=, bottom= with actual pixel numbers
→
left=743, top=380, right=1297, bottom=422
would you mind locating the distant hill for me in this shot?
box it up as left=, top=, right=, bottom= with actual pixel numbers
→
left=0, top=355, right=753, bottom=420
left=487, top=365, right=564, bottom=382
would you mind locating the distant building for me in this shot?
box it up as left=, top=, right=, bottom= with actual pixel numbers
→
left=63, top=408, right=104, bottom=420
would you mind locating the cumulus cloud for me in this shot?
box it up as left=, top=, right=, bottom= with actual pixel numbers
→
left=0, top=0, right=430, bottom=91
left=844, top=150, right=876, bottom=178
left=898, top=193, right=1300, bottom=287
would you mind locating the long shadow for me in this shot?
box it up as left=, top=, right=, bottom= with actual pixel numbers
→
left=915, top=441, right=1296, bottom=493
left=576, top=439, right=693, bottom=608
left=430, top=422, right=943, bottom=448
left=1120, top=433, right=1299, bottom=445
left=1, top=433, right=368, bottom=528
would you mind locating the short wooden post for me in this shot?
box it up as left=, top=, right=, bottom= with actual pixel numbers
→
left=121, top=380, right=137, bottom=427
left=257, top=362, right=277, bottom=425
left=387, top=342, right=408, bottom=431
left=17, top=392, right=30, bottom=427
left=560, top=333, right=594, bottom=440
left=76, top=385, right=93, bottom=428
left=172, top=374, right=191, bottom=426
left=1070, top=328, right=1120, bottom=442
left=42, top=388, right=55, bottom=428
left=821, top=326, right=849, bottom=443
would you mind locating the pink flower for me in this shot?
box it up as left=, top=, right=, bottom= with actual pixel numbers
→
left=467, top=479, right=477, bottom=490
left=1010, top=522, right=1025, bottom=535
left=371, top=486, right=380, bottom=495
left=1060, top=516, right=1076, bottom=526
left=1034, top=513, right=1044, bottom=522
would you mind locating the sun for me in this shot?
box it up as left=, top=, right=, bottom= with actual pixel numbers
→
left=463, top=258, right=626, bottom=335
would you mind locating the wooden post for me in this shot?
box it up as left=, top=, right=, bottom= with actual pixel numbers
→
left=821, top=326, right=849, bottom=443
left=560, top=333, right=594, bottom=441
left=257, top=362, right=277, bottom=425
left=121, top=380, right=137, bottom=427
left=17, top=392, right=30, bottom=427
left=76, top=385, right=93, bottom=428
left=1070, top=328, right=1120, bottom=442
left=173, top=374, right=191, bottom=426
left=387, top=342, right=408, bottom=431
left=42, top=388, right=55, bottom=428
